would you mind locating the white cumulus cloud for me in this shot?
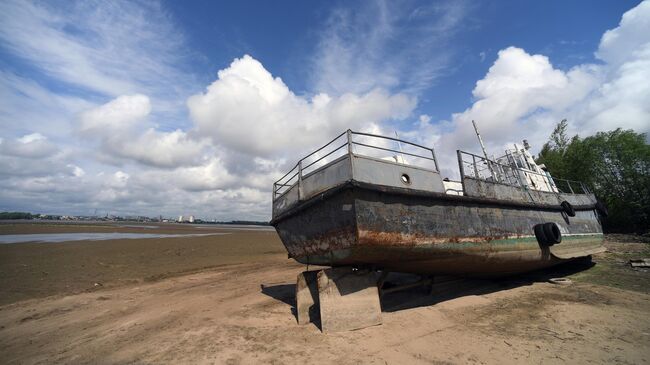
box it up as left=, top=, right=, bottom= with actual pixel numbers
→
left=0, top=133, right=59, bottom=158
left=188, top=55, right=416, bottom=157
left=77, top=94, right=208, bottom=168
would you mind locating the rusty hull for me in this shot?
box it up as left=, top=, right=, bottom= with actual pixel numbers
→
left=271, top=182, right=605, bottom=276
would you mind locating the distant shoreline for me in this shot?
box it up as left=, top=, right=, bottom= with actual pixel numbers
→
left=0, top=212, right=270, bottom=226
left=0, top=219, right=271, bottom=227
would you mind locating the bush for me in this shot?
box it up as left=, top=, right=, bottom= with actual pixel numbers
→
left=537, top=122, right=650, bottom=233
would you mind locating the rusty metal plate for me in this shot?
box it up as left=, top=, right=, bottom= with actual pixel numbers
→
left=549, top=238, right=606, bottom=259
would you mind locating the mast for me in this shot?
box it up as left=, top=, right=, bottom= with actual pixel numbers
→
left=472, top=120, right=496, bottom=180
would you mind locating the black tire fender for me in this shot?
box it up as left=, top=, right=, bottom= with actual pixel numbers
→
left=560, top=200, right=576, bottom=217
left=534, top=224, right=548, bottom=246
left=543, top=222, right=562, bottom=245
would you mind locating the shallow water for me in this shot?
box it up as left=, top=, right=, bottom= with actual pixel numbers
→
left=0, top=232, right=229, bottom=244
left=191, top=224, right=275, bottom=231
left=118, top=225, right=159, bottom=229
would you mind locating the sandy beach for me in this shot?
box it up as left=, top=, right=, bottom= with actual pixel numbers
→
left=0, top=222, right=649, bottom=364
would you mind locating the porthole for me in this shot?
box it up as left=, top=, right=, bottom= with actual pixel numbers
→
left=400, top=173, right=411, bottom=185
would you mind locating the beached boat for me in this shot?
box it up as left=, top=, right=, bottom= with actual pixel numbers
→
left=271, top=129, right=606, bottom=276
left=270, top=128, right=607, bottom=331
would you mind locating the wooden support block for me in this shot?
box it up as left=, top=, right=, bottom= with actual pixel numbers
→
left=317, top=267, right=382, bottom=333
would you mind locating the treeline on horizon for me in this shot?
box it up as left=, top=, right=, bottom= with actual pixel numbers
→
left=0, top=212, right=39, bottom=220
left=536, top=120, right=649, bottom=234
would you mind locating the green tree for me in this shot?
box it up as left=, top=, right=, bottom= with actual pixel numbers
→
left=537, top=119, right=570, bottom=178
left=537, top=123, right=650, bottom=233
left=0, top=212, right=34, bottom=220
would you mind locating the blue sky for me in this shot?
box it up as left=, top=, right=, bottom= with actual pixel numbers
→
left=0, top=0, right=648, bottom=219
left=166, top=0, right=638, bottom=119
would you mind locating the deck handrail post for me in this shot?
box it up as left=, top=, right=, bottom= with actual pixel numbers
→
left=298, top=161, right=303, bottom=200
left=457, top=150, right=466, bottom=193
left=271, top=182, right=276, bottom=218
left=346, top=129, right=355, bottom=180
left=472, top=154, right=478, bottom=178
left=431, top=147, right=440, bottom=172
left=567, top=180, right=574, bottom=194
left=346, top=129, right=353, bottom=156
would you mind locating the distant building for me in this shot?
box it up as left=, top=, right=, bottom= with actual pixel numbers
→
left=177, top=215, right=196, bottom=223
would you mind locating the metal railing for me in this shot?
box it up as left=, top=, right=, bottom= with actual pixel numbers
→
left=457, top=150, right=590, bottom=195
left=273, top=130, right=440, bottom=200
left=551, top=178, right=591, bottom=195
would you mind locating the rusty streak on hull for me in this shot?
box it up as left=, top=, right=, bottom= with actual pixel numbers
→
left=272, top=182, right=604, bottom=276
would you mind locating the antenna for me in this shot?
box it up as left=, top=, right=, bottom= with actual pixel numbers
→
left=471, top=120, right=496, bottom=180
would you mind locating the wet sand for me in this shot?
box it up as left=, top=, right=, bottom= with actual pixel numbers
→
left=0, top=222, right=649, bottom=364
left=0, top=222, right=285, bottom=305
